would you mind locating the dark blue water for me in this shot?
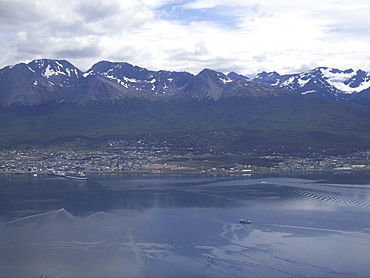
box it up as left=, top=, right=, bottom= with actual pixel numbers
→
left=1, top=173, right=369, bottom=277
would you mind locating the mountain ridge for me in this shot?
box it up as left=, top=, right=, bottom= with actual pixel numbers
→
left=1, top=59, right=369, bottom=106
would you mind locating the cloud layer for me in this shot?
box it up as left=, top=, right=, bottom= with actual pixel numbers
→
left=1, top=0, right=369, bottom=76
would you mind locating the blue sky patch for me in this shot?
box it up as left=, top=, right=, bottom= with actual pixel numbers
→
left=157, top=2, right=239, bottom=28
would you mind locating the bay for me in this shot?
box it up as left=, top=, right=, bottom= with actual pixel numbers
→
left=0, top=173, right=369, bottom=277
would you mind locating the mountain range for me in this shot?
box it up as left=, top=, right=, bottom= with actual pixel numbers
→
left=0, top=59, right=369, bottom=153
left=248, top=67, right=370, bottom=104
left=1, top=59, right=369, bottom=105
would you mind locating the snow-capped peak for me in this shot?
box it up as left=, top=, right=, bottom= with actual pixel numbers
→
left=28, top=59, right=82, bottom=79
left=252, top=67, right=370, bottom=99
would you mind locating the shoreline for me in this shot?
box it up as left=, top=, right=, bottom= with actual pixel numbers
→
left=1, top=150, right=368, bottom=176
left=1, top=168, right=369, bottom=176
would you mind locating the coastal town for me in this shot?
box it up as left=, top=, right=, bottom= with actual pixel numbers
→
left=0, top=139, right=369, bottom=175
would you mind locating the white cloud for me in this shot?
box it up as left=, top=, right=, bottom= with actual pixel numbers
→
left=0, top=0, right=369, bottom=76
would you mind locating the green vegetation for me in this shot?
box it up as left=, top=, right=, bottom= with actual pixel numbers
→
left=1, top=95, right=369, bottom=154
left=159, top=153, right=283, bottom=170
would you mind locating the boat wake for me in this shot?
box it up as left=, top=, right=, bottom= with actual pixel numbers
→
left=261, top=178, right=370, bottom=209
left=292, top=189, right=370, bottom=209
left=5, top=208, right=78, bottom=226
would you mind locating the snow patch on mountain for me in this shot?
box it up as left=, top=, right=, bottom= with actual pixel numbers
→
left=83, top=72, right=92, bottom=77
left=282, top=76, right=295, bottom=87
left=99, top=70, right=129, bottom=88
left=271, top=79, right=280, bottom=86
left=65, top=68, right=78, bottom=77
left=301, top=90, right=316, bottom=95
left=43, top=64, right=65, bottom=78
left=351, top=78, right=370, bottom=92
left=219, top=76, right=232, bottom=84
left=320, top=68, right=356, bottom=93
left=123, top=76, right=138, bottom=83
left=297, top=75, right=310, bottom=87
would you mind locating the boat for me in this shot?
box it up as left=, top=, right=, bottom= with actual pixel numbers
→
left=239, top=218, right=252, bottom=224
left=65, top=171, right=88, bottom=180
left=51, top=170, right=66, bottom=177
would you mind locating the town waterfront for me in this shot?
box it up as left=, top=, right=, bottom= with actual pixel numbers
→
left=1, top=173, right=369, bottom=277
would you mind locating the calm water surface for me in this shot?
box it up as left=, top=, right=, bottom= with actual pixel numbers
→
left=0, top=173, right=369, bottom=277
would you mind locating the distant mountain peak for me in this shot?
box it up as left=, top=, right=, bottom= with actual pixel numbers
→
left=197, top=68, right=232, bottom=83
left=254, top=71, right=280, bottom=79
left=227, top=71, right=250, bottom=80
left=28, top=59, right=82, bottom=79
left=197, top=68, right=219, bottom=76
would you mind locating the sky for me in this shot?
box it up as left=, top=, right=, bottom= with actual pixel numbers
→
left=0, top=0, right=369, bottom=77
